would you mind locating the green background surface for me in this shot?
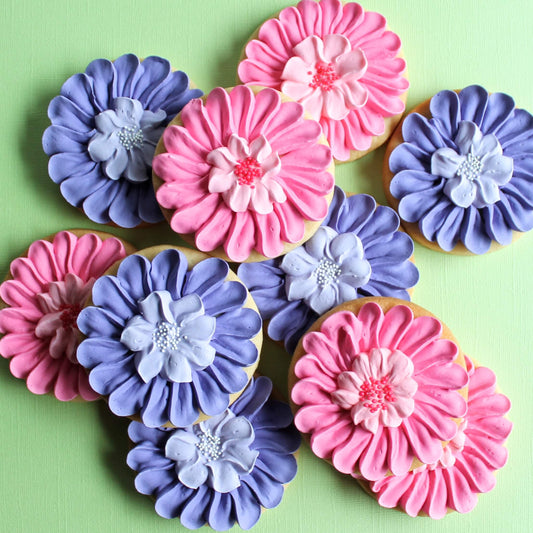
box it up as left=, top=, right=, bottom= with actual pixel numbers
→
left=1, top=0, right=532, bottom=532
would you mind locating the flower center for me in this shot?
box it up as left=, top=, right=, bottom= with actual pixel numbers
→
left=359, top=376, right=396, bottom=413
left=314, top=258, right=342, bottom=287
left=196, top=429, right=223, bottom=461
left=234, top=156, right=263, bottom=187
left=457, top=153, right=483, bottom=181
left=59, top=303, right=82, bottom=329
left=153, top=321, right=182, bottom=351
left=309, top=61, right=339, bottom=91
left=117, top=125, right=144, bottom=150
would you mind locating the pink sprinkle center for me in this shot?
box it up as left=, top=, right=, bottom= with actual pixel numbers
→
left=359, top=376, right=396, bottom=413
left=59, top=303, right=82, bottom=329
left=234, top=157, right=262, bottom=187
left=309, top=62, right=339, bottom=91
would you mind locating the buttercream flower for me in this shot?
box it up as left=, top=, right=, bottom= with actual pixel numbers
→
left=369, top=358, right=512, bottom=518
left=42, top=54, right=202, bottom=227
left=77, top=248, right=262, bottom=427
left=0, top=231, right=129, bottom=401
left=152, top=85, right=334, bottom=262
left=291, top=301, right=468, bottom=481
left=238, top=187, right=419, bottom=353
left=127, top=377, right=300, bottom=530
left=238, top=0, right=409, bottom=161
left=387, top=85, right=533, bottom=253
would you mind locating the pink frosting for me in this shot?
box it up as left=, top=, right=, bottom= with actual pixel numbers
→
left=0, top=231, right=128, bottom=401
left=370, top=357, right=512, bottom=518
left=238, top=0, right=409, bottom=161
left=291, top=302, right=468, bottom=481
left=153, top=85, right=334, bottom=262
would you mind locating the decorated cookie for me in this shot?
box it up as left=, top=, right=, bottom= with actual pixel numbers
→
left=152, top=85, right=335, bottom=262
left=238, top=0, right=409, bottom=162
left=367, top=356, right=512, bottom=518
left=238, top=187, right=419, bottom=353
left=127, top=376, right=300, bottom=530
left=289, top=298, right=468, bottom=481
left=77, top=246, right=262, bottom=427
left=0, top=230, right=133, bottom=401
left=42, top=54, right=202, bottom=228
left=384, top=85, right=533, bottom=254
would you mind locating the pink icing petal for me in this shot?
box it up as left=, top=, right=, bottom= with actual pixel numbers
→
left=54, top=356, right=80, bottom=401
left=84, top=237, right=125, bottom=280
left=401, top=471, right=429, bottom=517
left=348, top=10, right=387, bottom=46
left=207, top=146, right=238, bottom=172
left=0, top=332, right=41, bottom=358
left=454, top=453, right=496, bottom=494
left=374, top=472, right=414, bottom=509
left=300, top=331, right=343, bottom=374
left=281, top=180, right=329, bottom=220
left=180, top=98, right=220, bottom=150
left=418, top=363, right=469, bottom=389
left=415, top=387, right=467, bottom=419
left=341, top=79, right=368, bottom=109
left=309, top=416, right=354, bottom=459
left=330, top=426, right=372, bottom=473
left=377, top=305, right=412, bottom=350
left=168, top=194, right=221, bottom=235
left=253, top=211, right=284, bottom=256
left=51, top=231, right=77, bottom=275
left=317, top=0, right=344, bottom=34
left=194, top=204, right=233, bottom=252
left=224, top=211, right=256, bottom=262
left=10, top=258, right=48, bottom=293
left=70, top=234, right=99, bottom=280
left=334, top=1, right=364, bottom=37
left=464, top=433, right=509, bottom=470
left=78, top=369, right=100, bottom=401
left=239, top=57, right=281, bottom=88
left=49, top=328, right=77, bottom=361
left=410, top=339, right=459, bottom=374
left=354, top=302, right=383, bottom=351
left=0, top=280, right=40, bottom=313
left=387, top=424, right=414, bottom=475
left=424, top=469, right=449, bottom=519
left=355, top=104, right=386, bottom=136
left=397, top=316, right=443, bottom=357
left=323, top=33, right=352, bottom=61
left=264, top=178, right=286, bottom=203
left=292, top=354, right=338, bottom=387
left=342, top=111, right=372, bottom=153
left=204, top=84, right=236, bottom=141
left=35, top=312, right=61, bottom=338
left=0, top=308, right=35, bottom=333
left=268, top=118, right=322, bottom=156
left=294, top=403, right=341, bottom=434
left=467, top=365, right=497, bottom=399
left=241, top=87, right=278, bottom=141
left=256, top=16, right=298, bottom=59
left=467, top=393, right=512, bottom=419
left=26, top=352, right=61, bottom=395
left=277, top=5, right=307, bottom=46
left=159, top=126, right=210, bottom=167
left=442, top=467, right=478, bottom=514
left=27, top=240, right=62, bottom=282
left=468, top=415, right=512, bottom=440
left=411, top=404, right=461, bottom=443
left=402, top=416, right=449, bottom=466
left=292, top=377, right=336, bottom=406
left=358, top=426, right=389, bottom=480
left=9, top=349, right=43, bottom=380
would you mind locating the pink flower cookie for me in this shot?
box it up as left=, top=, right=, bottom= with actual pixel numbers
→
left=152, top=85, right=335, bottom=262
left=289, top=297, right=469, bottom=481
left=238, top=0, right=409, bottom=162
left=367, top=356, right=512, bottom=518
left=0, top=230, right=134, bottom=401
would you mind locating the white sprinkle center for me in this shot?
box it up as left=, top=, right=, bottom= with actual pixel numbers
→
left=314, top=258, right=342, bottom=287
left=153, top=321, right=182, bottom=351
left=196, top=429, right=223, bottom=460
left=117, top=125, right=144, bottom=150
left=457, top=153, right=483, bottom=181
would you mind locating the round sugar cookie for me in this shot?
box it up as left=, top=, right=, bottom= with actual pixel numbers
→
left=0, top=229, right=135, bottom=401
left=362, top=356, right=512, bottom=518
left=152, top=84, right=335, bottom=263
left=126, top=375, right=300, bottom=529
left=289, top=297, right=469, bottom=481
left=238, top=0, right=409, bottom=163
left=238, top=187, right=419, bottom=354
left=77, top=245, right=263, bottom=428
left=383, top=85, right=533, bottom=254
left=42, top=54, right=203, bottom=228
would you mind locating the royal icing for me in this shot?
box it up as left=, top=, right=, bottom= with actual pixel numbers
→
left=42, top=54, right=202, bottom=227
left=238, top=0, right=408, bottom=161
left=369, top=358, right=512, bottom=518
left=291, top=302, right=468, bottom=481
left=127, top=376, right=300, bottom=530
left=153, top=85, right=334, bottom=262
left=76, top=248, right=262, bottom=427
left=238, top=187, right=419, bottom=353
left=0, top=231, right=128, bottom=401
left=389, top=85, right=533, bottom=253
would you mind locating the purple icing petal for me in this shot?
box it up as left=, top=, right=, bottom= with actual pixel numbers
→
left=91, top=275, right=137, bottom=319
left=76, top=306, right=123, bottom=337
left=155, top=483, right=198, bottom=520
left=48, top=95, right=94, bottom=132
left=82, top=179, right=119, bottom=224
left=107, top=180, right=142, bottom=228
left=42, top=125, right=89, bottom=155
left=140, top=378, right=172, bottom=427
left=184, top=258, right=229, bottom=297
left=255, top=452, right=298, bottom=484
left=48, top=151, right=96, bottom=182
left=169, top=382, right=198, bottom=427
left=429, top=89, right=460, bottom=138
left=178, top=486, right=211, bottom=528
left=76, top=337, right=129, bottom=367
left=193, top=372, right=231, bottom=416
left=131, top=56, right=171, bottom=104
left=108, top=374, right=149, bottom=417
left=458, top=85, right=489, bottom=125
left=481, top=92, right=516, bottom=135
left=483, top=205, right=513, bottom=244
left=85, top=58, right=116, bottom=111
left=388, top=170, right=435, bottom=197
left=87, top=355, right=134, bottom=395
left=117, top=254, right=153, bottom=301
left=59, top=73, right=96, bottom=115
left=135, top=465, right=176, bottom=496
left=460, top=207, right=492, bottom=254
left=231, top=484, right=261, bottom=529
left=59, top=171, right=107, bottom=206
left=397, top=184, right=443, bottom=223
left=112, top=54, right=142, bottom=96
left=402, top=113, right=446, bottom=153
left=241, top=467, right=283, bottom=508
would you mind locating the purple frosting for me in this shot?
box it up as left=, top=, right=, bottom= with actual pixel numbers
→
left=238, top=187, right=419, bottom=353
left=127, top=376, right=300, bottom=531
left=76, top=249, right=261, bottom=427
left=42, top=54, right=203, bottom=228
left=389, top=85, right=533, bottom=253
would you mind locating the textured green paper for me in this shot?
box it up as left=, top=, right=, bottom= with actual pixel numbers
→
left=1, top=1, right=532, bottom=532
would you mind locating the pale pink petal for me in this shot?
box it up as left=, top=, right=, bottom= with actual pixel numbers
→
left=341, top=79, right=369, bottom=108
left=250, top=182, right=273, bottom=215
left=35, top=312, right=62, bottom=338
left=208, top=167, right=235, bottom=194
left=227, top=134, right=250, bottom=160
left=299, top=90, right=324, bottom=121
left=324, top=86, right=350, bottom=121
left=293, top=35, right=326, bottom=64
left=206, top=146, right=238, bottom=171
left=322, top=33, right=352, bottom=62
left=280, top=56, right=313, bottom=83
left=226, top=184, right=252, bottom=212
left=336, top=48, right=368, bottom=78
left=281, top=80, right=314, bottom=101
left=249, top=135, right=271, bottom=162
left=265, top=178, right=286, bottom=203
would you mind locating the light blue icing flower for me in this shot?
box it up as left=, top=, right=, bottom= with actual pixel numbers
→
left=120, top=291, right=216, bottom=384
left=165, top=410, right=258, bottom=493
left=88, top=97, right=166, bottom=183
left=431, top=121, right=513, bottom=208
left=280, top=226, right=371, bottom=315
